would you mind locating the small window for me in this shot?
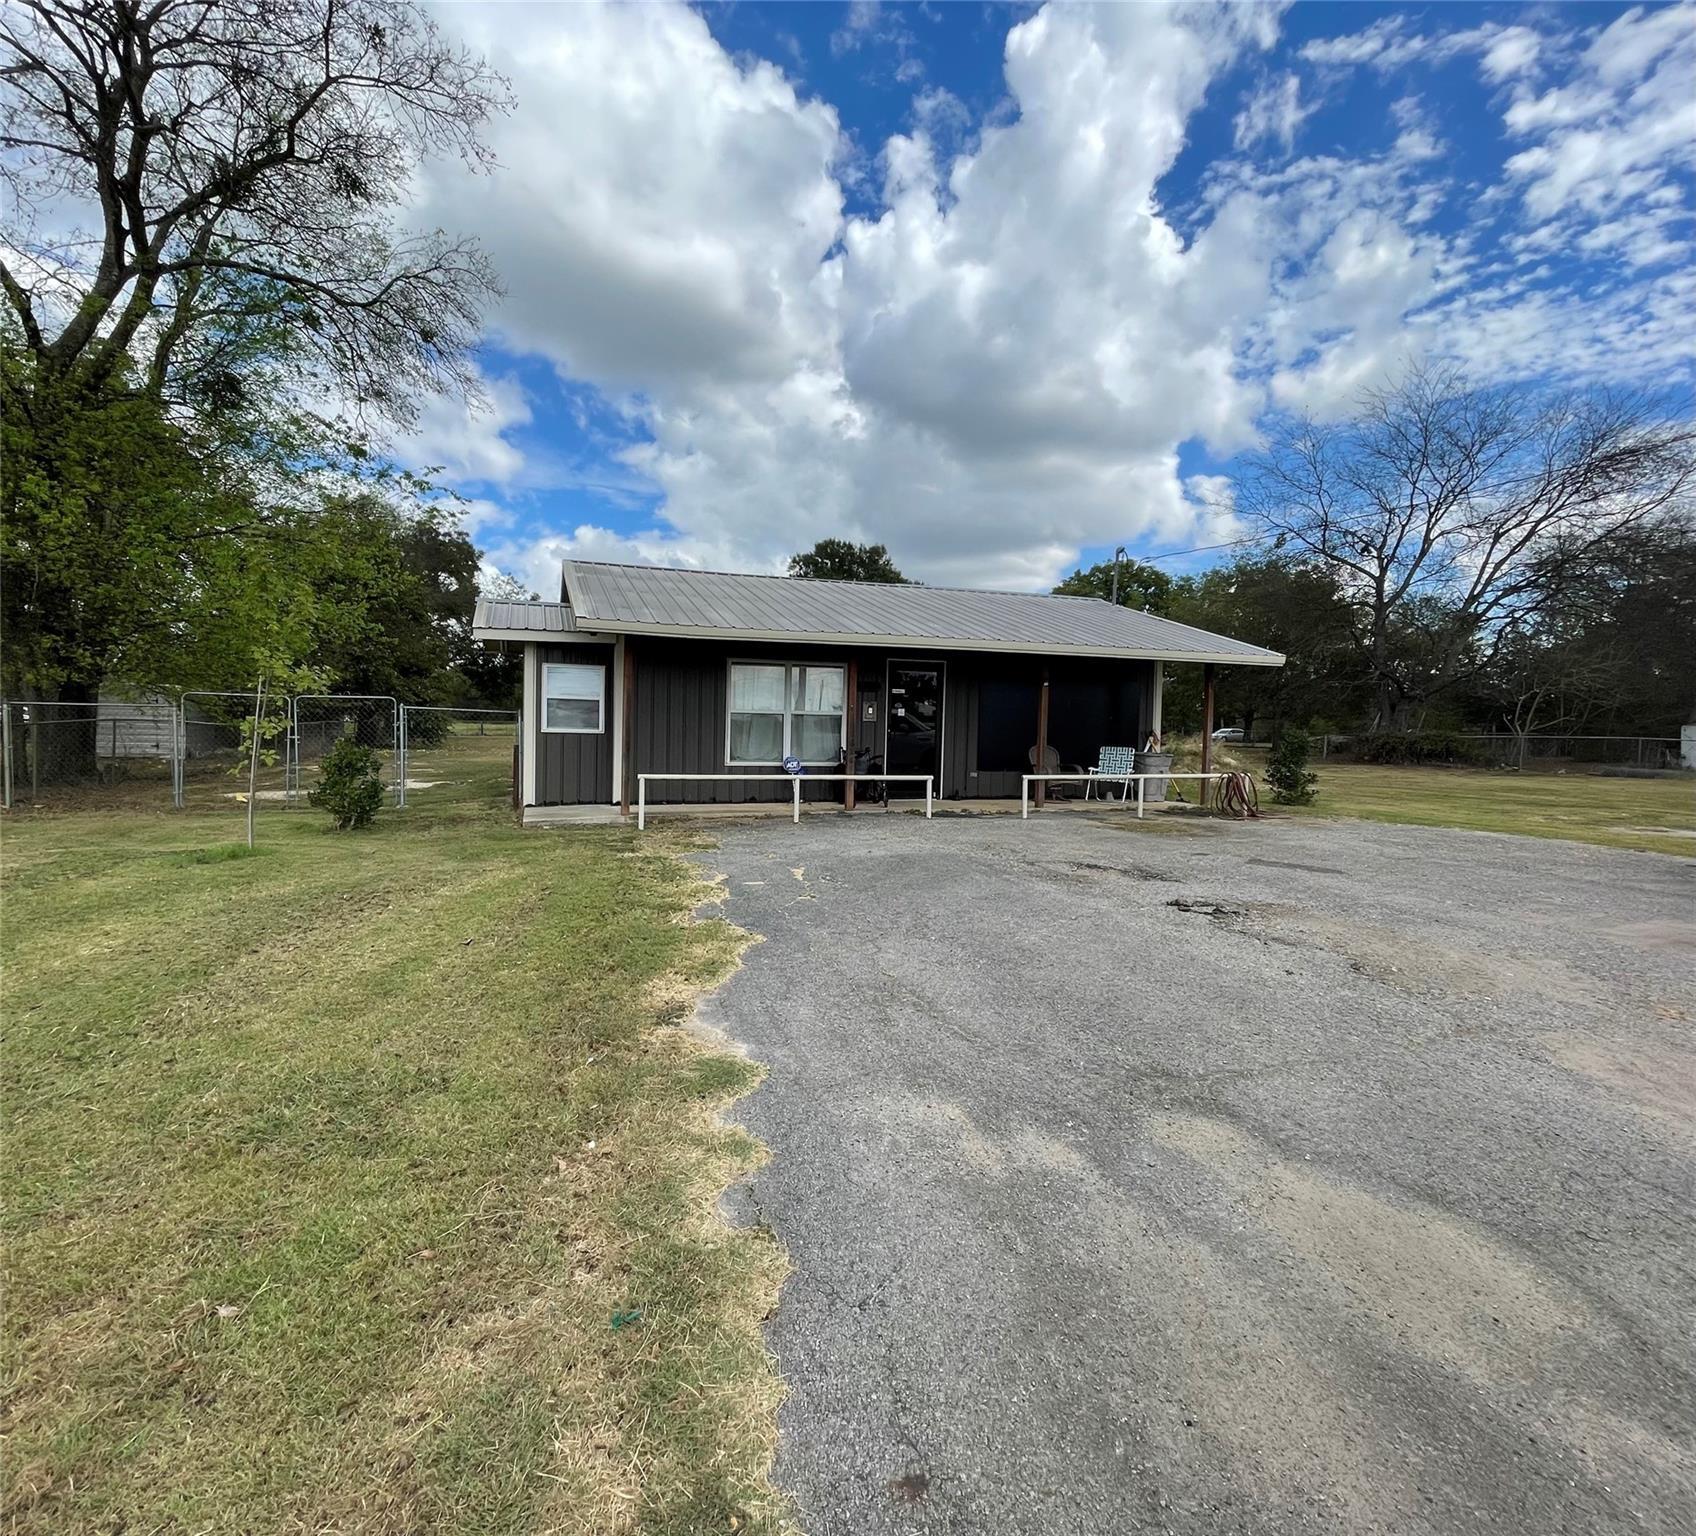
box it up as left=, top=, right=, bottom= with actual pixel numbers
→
left=543, top=662, right=605, bottom=733
left=727, top=661, right=845, bottom=765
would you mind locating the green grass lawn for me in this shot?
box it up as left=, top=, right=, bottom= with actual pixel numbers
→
left=1191, top=745, right=1695, bottom=857
left=1, top=787, right=789, bottom=1534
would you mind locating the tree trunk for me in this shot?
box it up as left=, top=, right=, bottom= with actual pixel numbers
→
left=41, top=678, right=101, bottom=783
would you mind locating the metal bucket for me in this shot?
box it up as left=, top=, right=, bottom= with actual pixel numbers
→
left=1136, top=751, right=1173, bottom=803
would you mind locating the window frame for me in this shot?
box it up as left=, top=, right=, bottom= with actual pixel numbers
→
left=540, top=660, right=606, bottom=735
left=724, top=659, right=847, bottom=767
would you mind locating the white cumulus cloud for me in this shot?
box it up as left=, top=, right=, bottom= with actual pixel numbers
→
left=413, top=0, right=1695, bottom=589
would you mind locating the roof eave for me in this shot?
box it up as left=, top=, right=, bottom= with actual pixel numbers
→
left=472, top=626, right=555, bottom=643
left=568, top=616, right=1284, bottom=666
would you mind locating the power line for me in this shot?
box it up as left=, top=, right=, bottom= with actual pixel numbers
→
left=1138, top=534, right=1271, bottom=563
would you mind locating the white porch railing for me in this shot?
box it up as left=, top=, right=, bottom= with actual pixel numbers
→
left=637, top=772, right=934, bottom=830
left=1020, top=772, right=1231, bottom=820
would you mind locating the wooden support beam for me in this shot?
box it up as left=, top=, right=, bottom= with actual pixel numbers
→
left=1200, top=663, right=1216, bottom=808
left=844, top=658, right=857, bottom=812
left=620, top=639, right=636, bottom=818
left=1034, top=665, right=1050, bottom=809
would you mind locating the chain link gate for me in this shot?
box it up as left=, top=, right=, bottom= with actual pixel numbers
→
left=174, top=691, right=291, bottom=812
left=398, top=706, right=520, bottom=809
left=287, top=695, right=401, bottom=808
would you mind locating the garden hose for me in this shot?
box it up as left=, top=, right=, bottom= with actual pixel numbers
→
left=1214, top=770, right=1261, bottom=819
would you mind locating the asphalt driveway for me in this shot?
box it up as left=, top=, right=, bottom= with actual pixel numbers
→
left=694, top=809, right=1696, bottom=1536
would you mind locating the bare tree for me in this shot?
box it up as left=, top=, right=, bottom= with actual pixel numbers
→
left=1236, top=365, right=1695, bottom=730
left=1, top=0, right=509, bottom=423
left=1484, top=630, right=1622, bottom=767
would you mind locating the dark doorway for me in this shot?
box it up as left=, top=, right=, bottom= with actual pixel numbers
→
left=885, top=663, right=944, bottom=794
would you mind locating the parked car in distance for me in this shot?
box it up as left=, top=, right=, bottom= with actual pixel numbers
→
left=1211, top=727, right=1245, bottom=742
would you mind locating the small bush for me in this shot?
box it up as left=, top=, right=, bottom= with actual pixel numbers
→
left=1266, top=727, right=1319, bottom=805
left=308, top=737, right=385, bottom=830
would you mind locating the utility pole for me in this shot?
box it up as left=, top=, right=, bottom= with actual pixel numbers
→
left=1109, top=545, right=1128, bottom=607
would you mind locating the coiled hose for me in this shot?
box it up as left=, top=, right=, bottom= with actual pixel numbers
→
left=1214, top=770, right=1261, bottom=819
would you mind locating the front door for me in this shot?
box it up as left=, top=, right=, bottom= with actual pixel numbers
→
left=885, top=663, right=944, bottom=794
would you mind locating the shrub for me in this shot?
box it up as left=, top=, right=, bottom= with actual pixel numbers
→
left=1355, top=731, right=1493, bottom=766
left=308, top=737, right=385, bottom=830
left=1266, top=727, right=1319, bottom=805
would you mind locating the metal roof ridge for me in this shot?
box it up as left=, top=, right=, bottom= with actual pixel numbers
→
left=561, top=556, right=1136, bottom=605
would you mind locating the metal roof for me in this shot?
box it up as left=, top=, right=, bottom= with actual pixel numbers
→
left=471, top=599, right=576, bottom=639
left=473, top=563, right=1284, bottom=665
left=540, top=560, right=1283, bottom=665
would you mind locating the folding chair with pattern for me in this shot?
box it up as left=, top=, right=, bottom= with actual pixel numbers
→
left=1085, top=744, right=1137, bottom=802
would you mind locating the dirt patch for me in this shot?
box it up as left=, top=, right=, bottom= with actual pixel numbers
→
left=1542, top=1034, right=1696, bottom=1138
left=1602, top=919, right=1696, bottom=954
left=1147, top=1112, right=1589, bottom=1383
left=1243, top=906, right=1605, bottom=1006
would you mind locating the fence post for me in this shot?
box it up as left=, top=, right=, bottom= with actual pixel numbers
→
left=792, top=775, right=801, bottom=824
left=1, top=703, right=11, bottom=810
left=246, top=680, right=265, bottom=849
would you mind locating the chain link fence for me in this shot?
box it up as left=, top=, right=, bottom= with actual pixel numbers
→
left=3, top=693, right=520, bottom=814
left=399, top=706, right=519, bottom=809
left=1317, top=732, right=1684, bottom=770
left=175, top=691, right=293, bottom=813
left=288, top=695, right=401, bottom=808
left=2, top=698, right=179, bottom=810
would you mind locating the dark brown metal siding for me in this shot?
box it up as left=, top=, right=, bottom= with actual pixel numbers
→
left=600, top=639, right=1160, bottom=805
left=534, top=643, right=615, bottom=804
left=633, top=639, right=848, bottom=804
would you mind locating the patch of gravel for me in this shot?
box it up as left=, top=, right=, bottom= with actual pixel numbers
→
left=692, top=812, right=1695, bottom=1536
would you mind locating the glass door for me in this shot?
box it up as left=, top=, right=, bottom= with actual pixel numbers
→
left=885, top=663, right=944, bottom=794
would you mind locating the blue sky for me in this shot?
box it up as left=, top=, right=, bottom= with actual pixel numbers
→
left=404, top=1, right=1695, bottom=593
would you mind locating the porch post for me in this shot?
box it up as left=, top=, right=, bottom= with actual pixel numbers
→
left=1200, top=663, right=1216, bottom=807
left=1034, top=665, right=1050, bottom=809
left=844, top=658, right=857, bottom=812
left=620, top=638, right=636, bottom=818
left=521, top=644, right=538, bottom=810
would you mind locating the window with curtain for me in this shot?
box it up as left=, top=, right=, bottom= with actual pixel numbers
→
left=542, top=662, right=605, bottom=733
left=727, top=661, right=845, bottom=765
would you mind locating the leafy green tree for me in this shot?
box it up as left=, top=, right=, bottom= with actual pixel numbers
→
left=0, top=0, right=505, bottom=713
left=788, top=540, right=909, bottom=583
left=1052, top=559, right=1174, bottom=613
left=0, top=353, right=391, bottom=702
left=305, top=498, right=480, bottom=705
left=1162, top=557, right=1365, bottom=738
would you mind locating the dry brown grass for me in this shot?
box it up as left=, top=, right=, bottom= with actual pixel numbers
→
left=2, top=800, right=793, bottom=1534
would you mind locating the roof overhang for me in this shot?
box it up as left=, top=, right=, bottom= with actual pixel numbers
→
left=551, top=617, right=1285, bottom=666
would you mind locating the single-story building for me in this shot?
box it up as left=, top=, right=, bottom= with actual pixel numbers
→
left=472, top=559, right=1283, bottom=822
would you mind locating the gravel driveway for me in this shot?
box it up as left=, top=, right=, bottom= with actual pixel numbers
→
left=694, top=810, right=1695, bottom=1536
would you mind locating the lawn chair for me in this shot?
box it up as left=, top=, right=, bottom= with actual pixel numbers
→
left=1028, top=742, right=1086, bottom=798
left=1085, top=744, right=1137, bottom=801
